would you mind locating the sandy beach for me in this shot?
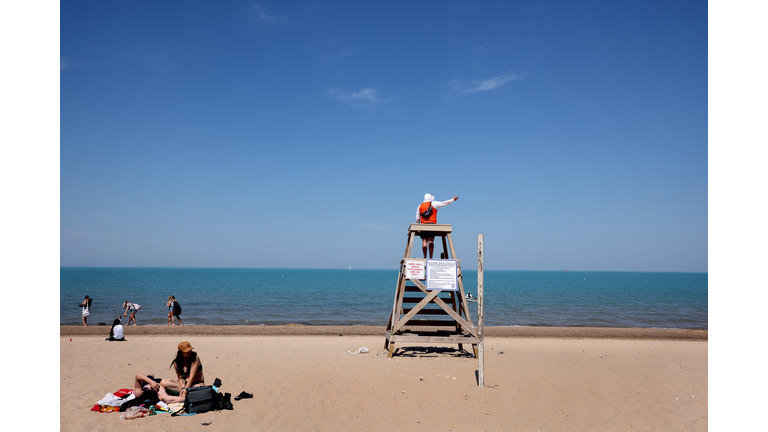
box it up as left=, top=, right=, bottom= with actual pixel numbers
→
left=61, top=326, right=707, bottom=431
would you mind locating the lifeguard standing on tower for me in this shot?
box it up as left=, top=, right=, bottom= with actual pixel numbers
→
left=416, top=193, right=459, bottom=258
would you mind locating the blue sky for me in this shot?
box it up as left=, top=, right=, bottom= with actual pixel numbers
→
left=59, top=1, right=708, bottom=271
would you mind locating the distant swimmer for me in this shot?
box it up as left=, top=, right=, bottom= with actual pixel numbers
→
left=416, top=193, right=459, bottom=259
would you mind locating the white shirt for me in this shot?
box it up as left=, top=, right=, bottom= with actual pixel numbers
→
left=113, top=325, right=124, bottom=339
left=415, top=198, right=455, bottom=222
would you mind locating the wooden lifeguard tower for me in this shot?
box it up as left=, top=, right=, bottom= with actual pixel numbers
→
left=384, top=223, right=479, bottom=358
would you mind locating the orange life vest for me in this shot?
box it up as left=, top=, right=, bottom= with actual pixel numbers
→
left=419, top=202, right=437, bottom=224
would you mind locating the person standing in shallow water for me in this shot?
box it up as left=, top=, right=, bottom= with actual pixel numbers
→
left=415, top=193, right=459, bottom=259
left=79, top=295, right=92, bottom=326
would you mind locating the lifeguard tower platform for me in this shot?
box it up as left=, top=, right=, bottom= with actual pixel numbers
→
left=384, top=223, right=479, bottom=358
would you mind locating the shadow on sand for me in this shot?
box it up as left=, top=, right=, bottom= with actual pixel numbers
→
left=391, top=345, right=475, bottom=359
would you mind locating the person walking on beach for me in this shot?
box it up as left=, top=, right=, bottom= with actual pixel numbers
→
left=415, top=193, right=459, bottom=259
left=166, top=296, right=175, bottom=326
left=122, top=300, right=141, bottom=326
left=79, top=295, right=92, bottom=326
left=167, top=295, right=183, bottom=325
left=171, top=295, right=183, bottom=325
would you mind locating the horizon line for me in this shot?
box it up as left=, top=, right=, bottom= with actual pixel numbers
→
left=59, top=266, right=708, bottom=274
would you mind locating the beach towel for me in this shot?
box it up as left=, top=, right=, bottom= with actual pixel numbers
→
left=114, top=388, right=132, bottom=397
left=94, top=389, right=135, bottom=409
left=91, top=405, right=121, bottom=413
left=155, top=401, right=184, bottom=413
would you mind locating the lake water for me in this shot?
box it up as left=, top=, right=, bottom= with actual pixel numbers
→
left=60, top=268, right=707, bottom=329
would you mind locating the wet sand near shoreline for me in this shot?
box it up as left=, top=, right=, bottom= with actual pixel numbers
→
left=61, top=324, right=707, bottom=340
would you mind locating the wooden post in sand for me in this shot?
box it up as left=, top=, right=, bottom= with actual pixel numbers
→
left=478, top=234, right=485, bottom=387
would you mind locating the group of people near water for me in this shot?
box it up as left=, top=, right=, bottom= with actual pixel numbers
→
left=78, top=193, right=458, bottom=330
left=79, top=295, right=184, bottom=327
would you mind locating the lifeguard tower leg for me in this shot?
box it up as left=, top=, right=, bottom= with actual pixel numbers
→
left=441, top=235, right=449, bottom=259
left=405, top=232, right=416, bottom=258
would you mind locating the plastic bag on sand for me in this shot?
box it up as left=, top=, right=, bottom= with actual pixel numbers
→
left=348, top=347, right=369, bottom=354
left=119, top=407, right=149, bottom=420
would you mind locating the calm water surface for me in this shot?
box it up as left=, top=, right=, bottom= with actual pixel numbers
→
left=60, top=268, right=707, bottom=329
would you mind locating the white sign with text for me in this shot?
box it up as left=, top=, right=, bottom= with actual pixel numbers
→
left=404, top=260, right=425, bottom=280
left=426, top=259, right=458, bottom=291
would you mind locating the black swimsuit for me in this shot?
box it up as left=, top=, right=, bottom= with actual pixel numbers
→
left=179, top=363, right=204, bottom=386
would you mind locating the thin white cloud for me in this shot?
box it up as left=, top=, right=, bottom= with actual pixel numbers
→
left=253, top=4, right=288, bottom=24
left=328, top=87, right=390, bottom=109
left=463, top=72, right=520, bottom=93
left=342, top=88, right=379, bottom=102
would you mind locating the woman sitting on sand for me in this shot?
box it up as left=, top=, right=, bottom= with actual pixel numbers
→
left=160, top=341, right=205, bottom=394
left=122, top=301, right=140, bottom=326
left=106, top=318, right=125, bottom=341
left=133, top=373, right=186, bottom=404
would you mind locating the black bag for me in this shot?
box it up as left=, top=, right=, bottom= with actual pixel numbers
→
left=185, top=386, right=215, bottom=414
left=419, top=202, right=434, bottom=219
left=173, top=300, right=182, bottom=315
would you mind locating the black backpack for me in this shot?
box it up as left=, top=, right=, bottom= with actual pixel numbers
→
left=419, top=202, right=434, bottom=220
left=173, top=300, right=182, bottom=315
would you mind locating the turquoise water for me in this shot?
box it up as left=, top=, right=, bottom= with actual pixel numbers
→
left=60, top=268, right=707, bottom=329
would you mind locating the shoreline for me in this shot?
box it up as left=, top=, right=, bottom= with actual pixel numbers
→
left=60, top=324, right=707, bottom=340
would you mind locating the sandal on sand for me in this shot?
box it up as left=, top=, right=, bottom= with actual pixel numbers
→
left=234, top=391, right=253, bottom=401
